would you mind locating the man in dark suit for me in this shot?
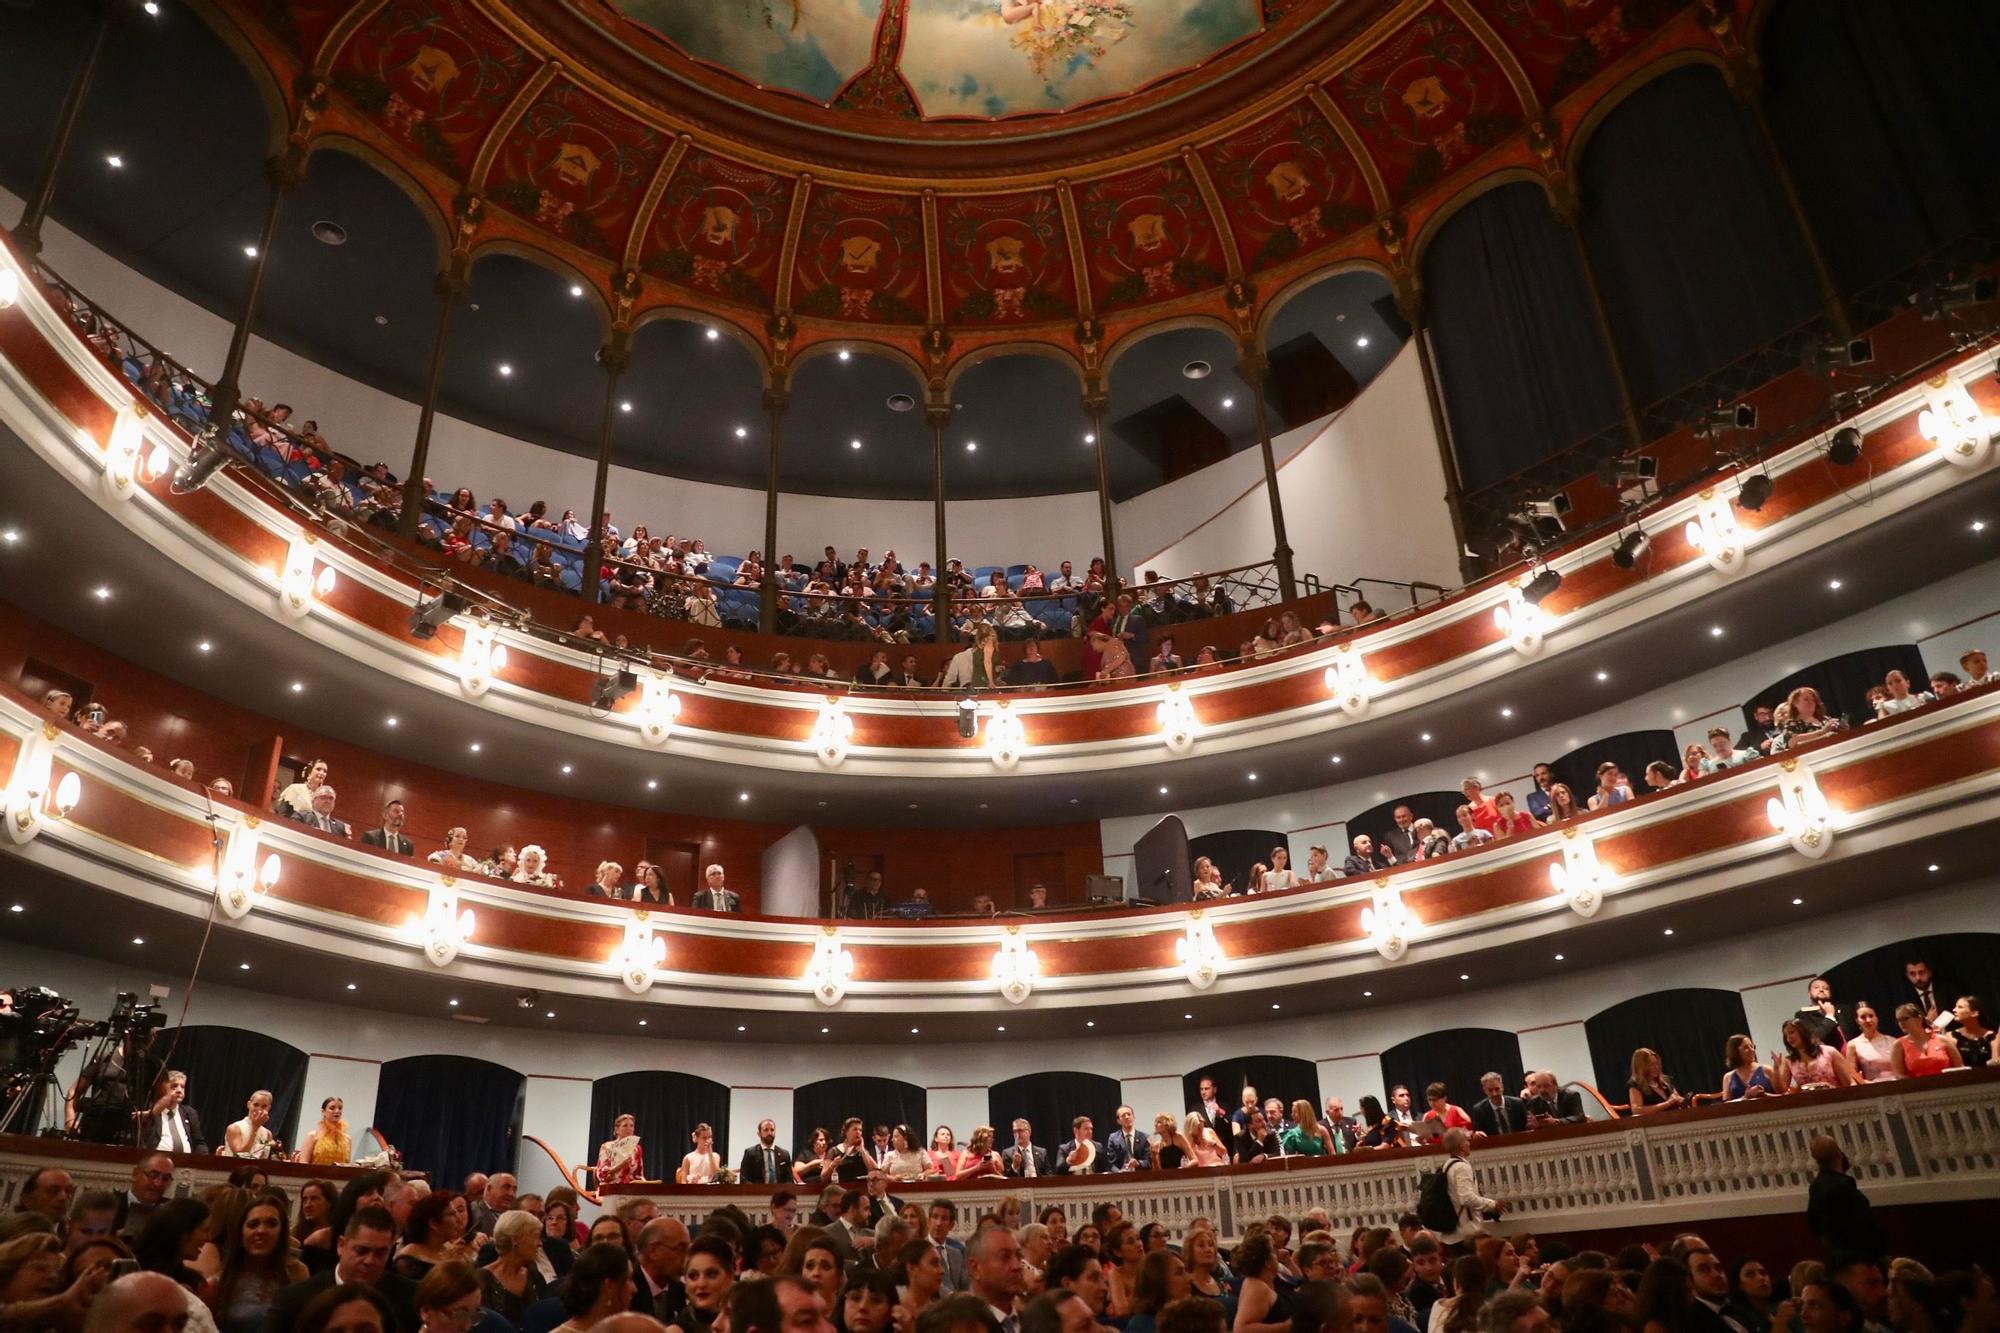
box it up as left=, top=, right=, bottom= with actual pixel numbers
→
left=1190, top=1077, right=1231, bottom=1139
left=822, top=1189, right=873, bottom=1267
left=290, top=786, right=353, bottom=840
left=1523, top=1070, right=1589, bottom=1128
left=632, top=1217, right=690, bottom=1325
left=265, top=1207, right=416, bottom=1333
left=113, top=1153, right=175, bottom=1240
left=1379, top=805, right=1421, bottom=865
left=1054, top=1115, right=1107, bottom=1174
left=1796, top=977, right=1855, bottom=1052
left=1105, top=1105, right=1151, bottom=1171
left=1467, top=1072, right=1529, bottom=1138
left=137, top=1071, right=208, bottom=1155
left=739, top=1117, right=793, bottom=1185
left=1687, top=1247, right=1752, bottom=1333
left=924, top=1201, right=968, bottom=1294
left=1806, top=1136, right=1886, bottom=1258
left=1001, top=1119, right=1050, bottom=1178
left=360, top=799, right=413, bottom=856
left=1342, top=835, right=1396, bottom=878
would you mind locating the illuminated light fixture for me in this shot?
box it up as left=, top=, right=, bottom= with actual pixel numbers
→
left=1176, top=912, right=1224, bottom=989
left=984, top=700, right=1026, bottom=769
left=635, top=670, right=681, bottom=745
left=1767, top=759, right=1834, bottom=859
left=1736, top=471, right=1774, bottom=511
left=838, top=349, right=851, bottom=361
left=1546, top=829, right=1609, bottom=917
left=1915, top=377, right=1995, bottom=469
left=1492, top=586, right=1549, bottom=657
left=214, top=819, right=281, bottom=918
left=1157, top=683, right=1199, bottom=753
left=991, top=927, right=1040, bottom=1005
left=105, top=154, right=123, bottom=169
left=1683, top=487, right=1748, bottom=577
left=850, top=439, right=862, bottom=450
left=101, top=404, right=148, bottom=499
left=277, top=534, right=338, bottom=620
left=569, top=285, right=583, bottom=298
left=1693, top=402, right=1756, bottom=439
left=805, top=928, right=855, bottom=1006
left=1359, top=883, right=1416, bottom=962
left=614, top=913, right=666, bottom=995
left=956, top=697, right=978, bottom=740
left=734, top=426, right=748, bottom=439
left=705, top=327, right=720, bottom=341
left=811, top=696, right=855, bottom=767
left=1610, top=527, right=1649, bottom=570
left=417, top=879, right=476, bottom=966
left=593, top=667, right=638, bottom=711
left=6, top=737, right=81, bottom=846
left=0, top=265, right=20, bottom=310
left=408, top=590, right=465, bottom=640
left=456, top=619, right=508, bottom=697
left=242, top=245, right=258, bottom=258
left=1826, top=426, right=1863, bottom=467
left=1356, top=336, right=1370, bottom=348
left=1322, top=643, right=1372, bottom=716
left=497, top=363, right=512, bottom=377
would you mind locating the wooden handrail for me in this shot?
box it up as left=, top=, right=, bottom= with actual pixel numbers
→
left=521, top=1133, right=601, bottom=1205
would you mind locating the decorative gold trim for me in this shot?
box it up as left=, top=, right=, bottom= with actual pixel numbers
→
left=41, top=721, right=58, bottom=742
left=774, top=174, right=811, bottom=312
left=623, top=135, right=690, bottom=275
left=313, top=0, right=389, bottom=75
left=1442, top=0, right=1541, bottom=124
left=469, top=60, right=561, bottom=194
left=1057, top=180, right=1092, bottom=319
left=921, top=189, right=942, bottom=327
left=1780, top=758, right=1799, bottom=772
left=244, top=815, right=261, bottom=830
left=1182, top=146, right=1240, bottom=279
left=1305, top=84, right=1389, bottom=216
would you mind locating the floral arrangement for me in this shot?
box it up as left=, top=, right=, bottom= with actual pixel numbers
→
left=1010, top=0, right=1136, bottom=80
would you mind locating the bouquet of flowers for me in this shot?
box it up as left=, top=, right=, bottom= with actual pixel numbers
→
left=1009, top=0, right=1136, bottom=79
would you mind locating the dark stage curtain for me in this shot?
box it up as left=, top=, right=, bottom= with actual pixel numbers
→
left=1181, top=1055, right=1319, bottom=1119
left=1743, top=644, right=1929, bottom=730
left=1820, top=932, right=2000, bottom=1024
left=1584, top=988, right=1748, bottom=1103
left=1187, top=828, right=1289, bottom=897
left=1379, top=1029, right=1524, bottom=1112
left=376, top=1055, right=524, bottom=1187
left=1550, top=729, right=1680, bottom=801
left=792, top=1078, right=925, bottom=1159
left=156, top=1026, right=308, bottom=1153
left=588, top=1070, right=731, bottom=1177
left=1579, top=65, right=1822, bottom=406
left=1760, top=0, right=2000, bottom=295
left=1343, top=792, right=1464, bottom=847
left=988, top=1071, right=1123, bottom=1149
left=1423, top=182, right=1622, bottom=491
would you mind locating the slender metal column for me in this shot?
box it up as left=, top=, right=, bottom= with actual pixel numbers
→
left=1237, top=337, right=1297, bottom=602
left=208, top=158, right=301, bottom=434
left=929, top=397, right=951, bottom=643
left=12, top=0, right=118, bottom=256
left=1083, top=381, right=1118, bottom=598
left=757, top=380, right=789, bottom=633
left=396, top=266, right=467, bottom=540
left=580, top=334, right=632, bottom=605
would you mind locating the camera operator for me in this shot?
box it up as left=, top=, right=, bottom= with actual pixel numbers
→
left=65, top=993, right=169, bottom=1147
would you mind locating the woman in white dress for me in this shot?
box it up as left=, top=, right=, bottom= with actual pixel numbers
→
left=1260, top=846, right=1298, bottom=893
left=882, top=1124, right=932, bottom=1181
left=675, top=1123, right=722, bottom=1184
left=273, top=760, right=328, bottom=818
left=222, top=1089, right=278, bottom=1158
left=1846, top=1001, right=1899, bottom=1082
left=427, top=827, right=479, bottom=872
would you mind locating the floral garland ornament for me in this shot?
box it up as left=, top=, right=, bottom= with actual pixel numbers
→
left=806, top=928, right=855, bottom=1006
left=985, top=700, right=1027, bottom=769
left=1176, top=912, right=1224, bottom=989
left=1767, top=759, right=1835, bottom=859
left=213, top=817, right=281, bottom=919
left=1916, top=374, right=1994, bottom=469
left=615, top=913, right=666, bottom=995
left=1546, top=828, right=1609, bottom=917
left=991, top=926, right=1041, bottom=1005
left=456, top=619, right=508, bottom=697
left=1323, top=643, right=1373, bottom=716
left=812, top=696, right=854, bottom=767
left=1004, top=0, right=1136, bottom=80
left=1157, top=683, right=1199, bottom=753
left=278, top=533, right=338, bottom=621
left=418, top=878, right=476, bottom=967
left=1359, top=881, right=1416, bottom=961
left=5, top=729, right=81, bottom=846
left=635, top=669, right=680, bottom=746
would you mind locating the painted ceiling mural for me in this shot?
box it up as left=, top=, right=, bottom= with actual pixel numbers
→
left=609, top=0, right=883, bottom=105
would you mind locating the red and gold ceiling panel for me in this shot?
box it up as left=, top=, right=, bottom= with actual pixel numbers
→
left=791, top=186, right=930, bottom=326
left=487, top=78, right=664, bottom=261
left=1074, top=160, right=1231, bottom=317
left=1328, top=4, right=1528, bottom=202
left=263, top=0, right=353, bottom=64
left=1199, top=98, right=1375, bottom=275
left=328, top=0, right=537, bottom=179
left=638, top=148, right=798, bottom=312
left=1467, top=0, right=1677, bottom=107
left=935, top=189, right=1077, bottom=327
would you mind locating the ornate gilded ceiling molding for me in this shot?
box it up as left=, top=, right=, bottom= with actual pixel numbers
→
left=774, top=175, right=812, bottom=314
left=1304, top=83, right=1390, bottom=217
left=468, top=59, right=560, bottom=195
left=921, top=189, right=942, bottom=328
left=1181, top=146, right=1241, bottom=279
left=1056, top=181, right=1092, bottom=321
left=622, top=134, right=690, bottom=277
left=311, top=0, right=387, bottom=75
left=1441, top=0, right=1543, bottom=126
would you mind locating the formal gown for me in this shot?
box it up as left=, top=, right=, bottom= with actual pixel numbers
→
left=309, top=1123, right=351, bottom=1166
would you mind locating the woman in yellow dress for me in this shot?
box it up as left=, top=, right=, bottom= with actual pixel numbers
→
left=295, top=1096, right=352, bottom=1165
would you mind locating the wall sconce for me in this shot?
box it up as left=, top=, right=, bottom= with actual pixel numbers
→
left=5, top=736, right=80, bottom=845
left=985, top=701, right=1026, bottom=769
left=1916, top=376, right=1994, bottom=469
left=1683, top=487, right=1747, bottom=577
left=812, top=696, right=854, bottom=767
left=1157, top=683, right=1198, bottom=753
left=418, top=879, right=476, bottom=966
left=457, top=619, right=508, bottom=697
left=1547, top=829, right=1609, bottom=917
left=0, top=265, right=18, bottom=310
left=1492, top=588, right=1547, bottom=656
left=635, top=670, right=680, bottom=746
left=615, top=913, right=665, bottom=995
left=277, top=534, right=337, bottom=620
left=805, top=929, right=855, bottom=1006
left=991, top=927, right=1040, bottom=1005
left=101, top=405, right=148, bottom=500
left=1322, top=644, right=1372, bottom=716
left=1176, top=912, right=1224, bottom=989
left=214, top=818, right=281, bottom=918
left=1359, top=882, right=1416, bottom=961
left=1767, top=760, right=1834, bottom=858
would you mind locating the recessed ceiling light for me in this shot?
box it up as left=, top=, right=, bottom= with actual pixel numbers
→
left=1220, top=397, right=1234, bottom=409
left=1710, top=625, right=1725, bottom=637
left=1181, top=360, right=1211, bottom=380
left=105, top=154, right=124, bottom=169
left=1159, top=785, right=1169, bottom=795
left=497, top=363, right=512, bottom=377
left=738, top=791, right=750, bottom=801
left=1500, top=706, right=1513, bottom=718
left=1663, top=928, right=1675, bottom=936
left=545, top=1010, right=555, bottom=1019
left=997, top=1025, right=1006, bottom=1032
left=1270, top=1003, right=1280, bottom=1010
left=1972, top=519, right=1987, bottom=532
left=850, top=439, right=862, bottom=450
left=909, top=1027, right=919, bottom=1034
left=638, top=1019, right=648, bottom=1026
left=569, top=285, right=583, bottom=298
left=311, top=221, right=348, bottom=246
left=1085, top=1020, right=1095, bottom=1028
left=1928, top=863, right=1940, bottom=872
left=838, top=349, right=851, bottom=362
left=1084, top=432, right=1096, bottom=444
left=1185, top=1013, right=1193, bottom=1019
left=1330, top=755, right=1342, bottom=764
left=646, top=779, right=658, bottom=790
left=1459, top=973, right=1470, bottom=981
left=143, top=1, right=159, bottom=13
left=1356, top=336, right=1370, bottom=348
left=289, top=681, right=304, bottom=693
left=705, top=328, right=720, bottom=341
left=1, top=529, right=17, bottom=543
left=131, top=937, right=144, bottom=945
left=965, top=441, right=977, bottom=452
left=560, top=764, right=572, bottom=774
left=238, top=962, right=251, bottom=970
left=346, top=983, right=357, bottom=990
left=620, top=401, right=632, bottom=413
left=821, top=1027, right=830, bottom=1034
left=243, top=244, right=258, bottom=258
left=7, top=905, right=20, bottom=913
left=1420, top=732, right=1433, bottom=742
left=1247, top=772, right=1257, bottom=781
left=1554, top=954, right=1564, bottom=962
left=886, top=393, right=916, bottom=413
left=1362, top=990, right=1373, bottom=997
left=734, top=426, right=747, bottom=439
left=1791, top=897, right=1803, bottom=906
left=384, top=716, right=398, bottom=727
left=93, top=585, right=111, bottom=600
left=1828, top=578, right=1843, bottom=590
left=374, top=314, right=390, bottom=326
left=1595, top=670, right=1609, bottom=682
left=448, top=999, right=459, bottom=1006
left=468, top=742, right=481, bottom=753
left=196, top=640, right=212, bottom=652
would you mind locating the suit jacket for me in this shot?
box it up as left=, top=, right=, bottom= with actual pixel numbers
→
left=1342, top=852, right=1392, bottom=877
left=1807, top=1169, right=1886, bottom=1257
left=1053, top=1138, right=1106, bottom=1174
left=266, top=1269, right=418, bottom=1333
left=1525, top=1089, right=1588, bottom=1126
left=692, top=887, right=742, bottom=912
left=139, top=1104, right=209, bottom=1155
left=1689, top=1299, right=1745, bottom=1333
left=1001, top=1143, right=1050, bottom=1177
left=930, top=1238, right=968, bottom=1294
left=633, top=1272, right=687, bottom=1327
left=1106, top=1128, right=1151, bottom=1171
left=289, top=808, right=351, bottom=838
left=739, top=1142, right=794, bottom=1184
left=1468, top=1096, right=1529, bottom=1138
left=361, top=828, right=413, bottom=856
left=1380, top=827, right=1421, bottom=864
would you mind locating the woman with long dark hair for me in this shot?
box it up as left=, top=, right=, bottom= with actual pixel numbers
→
left=132, top=1198, right=213, bottom=1296
left=394, top=1192, right=474, bottom=1283
left=215, top=1191, right=306, bottom=1333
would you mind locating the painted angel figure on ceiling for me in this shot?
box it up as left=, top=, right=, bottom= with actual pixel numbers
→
left=999, top=0, right=1135, bottom=79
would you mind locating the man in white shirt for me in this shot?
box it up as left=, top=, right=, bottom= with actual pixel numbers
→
left=1702, top=727, right=1753, bottom=772
left=1449, top=804, right=1493, bottom=853
left=1436, top=1128, right=1506, bottom=1245
left=1960, top=649, right=1996, bottom=686
left=140, top=1072, right=208, bottom=1155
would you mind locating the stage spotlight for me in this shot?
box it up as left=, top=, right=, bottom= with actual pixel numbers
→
left=1694, top=403, right=1757, bottom=439
left=1521, top=567, right=1563, bottom=605
left=1737, top=473, right=1774, bottom=511
left=169, top=431, right=232, bottom=495
left=1827, top=426, right=1863, bottom=467
left=1917, top=275, right=1997, bottom=320
left=1503, top=492, right=1572, bottom=544
left=593, top=668, right=638, bottom=710
left=1595, top=454, right=1658, bottom=491
left=1611, top=528, right=1649, bottom=570
left=408, top=591, right=467, bottom=640
left=957, top=697, right=978, bottom=740
left=1806, top=336, right=1873, bottom=373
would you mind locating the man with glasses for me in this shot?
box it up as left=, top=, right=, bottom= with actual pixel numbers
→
left=116, top=1153, right=174, bottom=1240
left=634, top=1217, right=692, bottom=1325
